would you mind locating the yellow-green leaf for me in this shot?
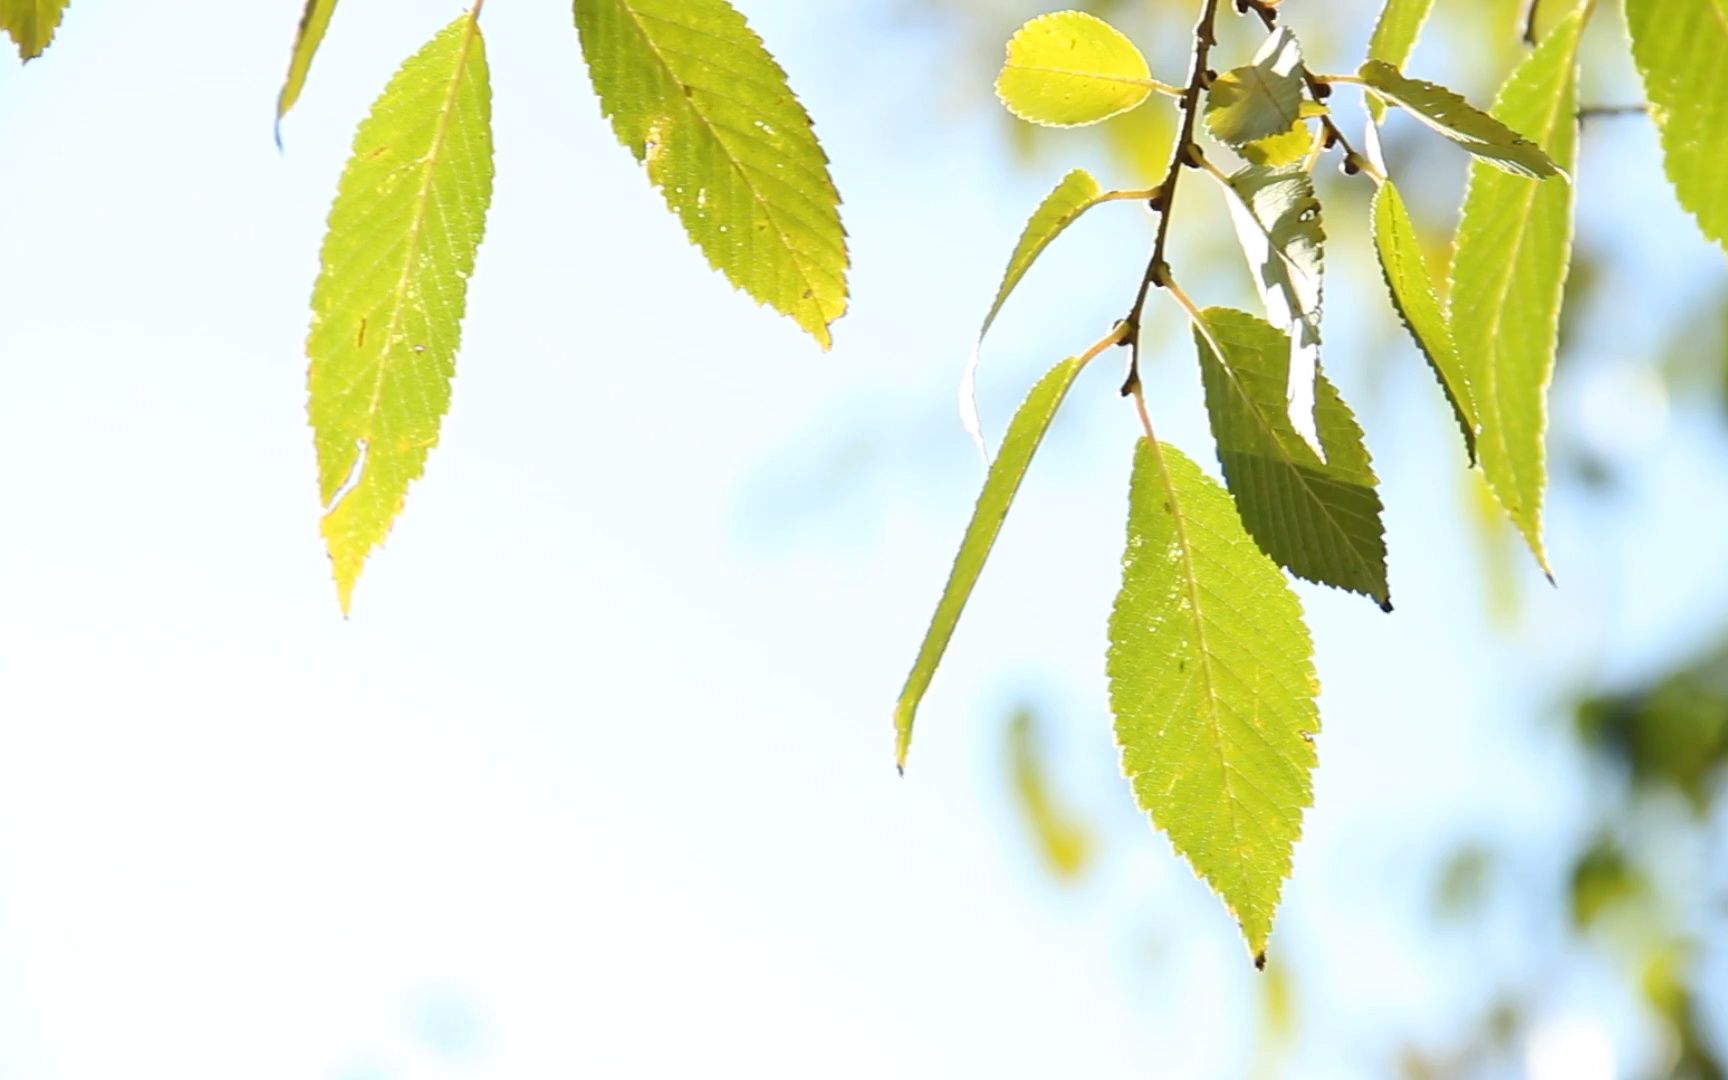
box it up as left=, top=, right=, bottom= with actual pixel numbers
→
left=573, top=0, right=848, bottom=347
left=1007, top=708, right=1095, bottom=881
left=1239, top=116, right=1318, bottom=167
left=1358, top=59, right=1563, bottom=178
left=1108, top=438, right=1319, bottom=965
left=1205, top=27, right=1307, bottom=148
left=996, top=10, right=1158, bottom=128
left=1, top=0, right=67, bottom=60
left=1215, top=165, right=1326, bottom=455
left=895, top=354, right=1090, bottom=770
left=1365, top=0, right=1435, bottom=120
left=1626, top=0, right=1728, bottom=256
left=1192, top=307, right=1390, bottom=608
left=277, top=0, right=339, bottom=133
left=1448, top=7, right=1586, bottom=577
left=306, top=13, right=494, bottom=614
left=1371, top=178, right=1475, bottom=460
left=965, top=169, right=1110, bottom=453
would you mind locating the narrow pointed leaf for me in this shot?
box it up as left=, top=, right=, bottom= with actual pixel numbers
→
left=1216, top=165, right=1326, bottom=454
left=1365, top=0, right=1435, bottom=120
left=1371, top=178, right=1476, bottom=460
left=980, top=170, right=1110, bottom=342
left=996, top=11, right=1155, bottom=128
left=1, top=0, right=67, bottom=59
left=573, top=0, right=848, bottom=347
left=1449, top=8, right=1586, bottom=576
left=307, top=13, right=494, bottom=613
left=1626, top=0, right=1728, bottom=256
left=1358, top=60, right=1562, bottom=178
left=277, top=0, right=339, bottom=131
left=895, top=355, right=1090, bottom=769
left=1192, top=307, right=1390, bottom=608
left=1008, top=708, right=1095, bottom=881
left=964, top=169, right=1107, bottom=453
left=1109, top=438, right=1319, bottom=964
left=1205, top=27, right=1307, bottom=148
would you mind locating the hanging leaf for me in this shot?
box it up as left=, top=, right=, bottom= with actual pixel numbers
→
left=277, top=0, right=340, bottom=135
left=573, top=0, right=848, bottom=347
left=1, top=0, right=68, bottom=60
left=1449, top=7, right=1586, bottom=577
left=1216, top=165, right=1326, bottom=455
left=1239, top=113, right=1321, bottom=168
left=895, top=354, right=1093, bottom=770
left=1626, top=0, right=1728, bottom=256
left=965, top=169, right=1112, bottom=454
left=996, top=10, right=1160, bottom=128
left=1191, top=307, right=1390, bottom=608
left=1371, top=178, right=1476, bottom=460
left=1108, top=438, right=1319, bottom=965
left=1364, top=0, right=1436, bottom=120
left=1007, top=708, right=1095, bottom=881
left=306, top=12, right=494, bottom=613
left=1205, top=27, right=1308, bottom=148
left=1358, top=60, right=1562, bottom=178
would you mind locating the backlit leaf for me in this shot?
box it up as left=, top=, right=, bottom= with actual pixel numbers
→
left=1, top=0, right=67, bottom=59
left=306, top=13, right=494, bottom=613
left=996, top=11, right=1157, bottom=128
left=1205, top=27, right=1307, bottom=148
left=1371, top=178, right=1476, bottom=460
left=1239, top=117, right=1318, bottom=168
left=1108, top=438, right=1319, bottom=964
left=1216, top=165, right=1326, bottom=455
left=1626, top=0, right=1728, bottom=256
left=1365, top=0, right=1435, bottom=120
left=1358, top=59, right=1562, bottom=178
left=895, top=354, right=1091, bottom=770
left=277, top=0, right=339, bottom=134
left=1449, top=7, right=1586, bottom=576
left=965, top=168, right=1108, bottom=454
left=1192, top=307, right=1390, bottom=608
left=573, top=0, right=848, bottom=347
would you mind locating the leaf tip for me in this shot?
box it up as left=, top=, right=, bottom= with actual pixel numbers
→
left=1254, top=950, right=1268, bottom=971
left=1379, top=597, right=1394, bottom=614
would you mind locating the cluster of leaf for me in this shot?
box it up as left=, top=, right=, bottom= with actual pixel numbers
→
left=5, top=0, right=848, bottom=613
left=894, top=0, right=1728, bottom=964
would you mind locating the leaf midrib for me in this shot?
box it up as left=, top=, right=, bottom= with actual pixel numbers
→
left=1141, top=438, right=1247, bottom=887
left=354, top=12, right=482, bottom=457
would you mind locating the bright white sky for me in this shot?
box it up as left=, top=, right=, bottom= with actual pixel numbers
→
left=2, top=1, right=1726, bottom=1077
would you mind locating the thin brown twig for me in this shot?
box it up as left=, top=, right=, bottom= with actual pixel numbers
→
left=1119, top=0, right=1225, bottom=396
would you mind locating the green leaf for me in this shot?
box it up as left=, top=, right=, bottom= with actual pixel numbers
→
left=1205, top=27, right=1307, bottom=148
left=1358, top=59, right=1563, bottom=178
left=1216, top=165, right=1326, bottom=454
left=1371, top=178, right=1476, bottom=460
left=1192, top=307, right=1390, bottom=608
left=1008, top=708, right=1095, bottom=881
left=1239, top=117, right=1318, bottom=168
left=895, top=354, right=1091, bottom=769
left=1448, top=7, right=1586, bottom=577
left=1626, top=0, right=1728, bottom=256
left=1365, top=0, right=1435, bottom=120
left=1, top=0, right=68, bottom=60
left=306, top=13, right=494, bottom=614
left=980, top=169, right=1108, bottom=342
left=1108, top=438, right=1319, bottom=964
left=996, top=10, right=1158, bottom=128
left=573, top=0, right=848, bottom=347
left=1367, top=0, right=1435, bottom=67
left=965, top=169, right=1109, bottom=452
left=277, top=0, right=339, bottom=135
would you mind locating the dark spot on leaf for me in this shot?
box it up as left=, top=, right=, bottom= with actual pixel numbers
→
left=367, top=145, right=391, bottom=160
left=802, top=289, right=813, bottom=299
left=680, top=82, right=693, bottom=97
left=1254, top=951, right=1267, bottom=971
left=356, top=317, right=367, bottom=348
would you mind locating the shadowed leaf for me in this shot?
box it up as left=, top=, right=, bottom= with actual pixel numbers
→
left=1359, top=59, right=1562, bottom=178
